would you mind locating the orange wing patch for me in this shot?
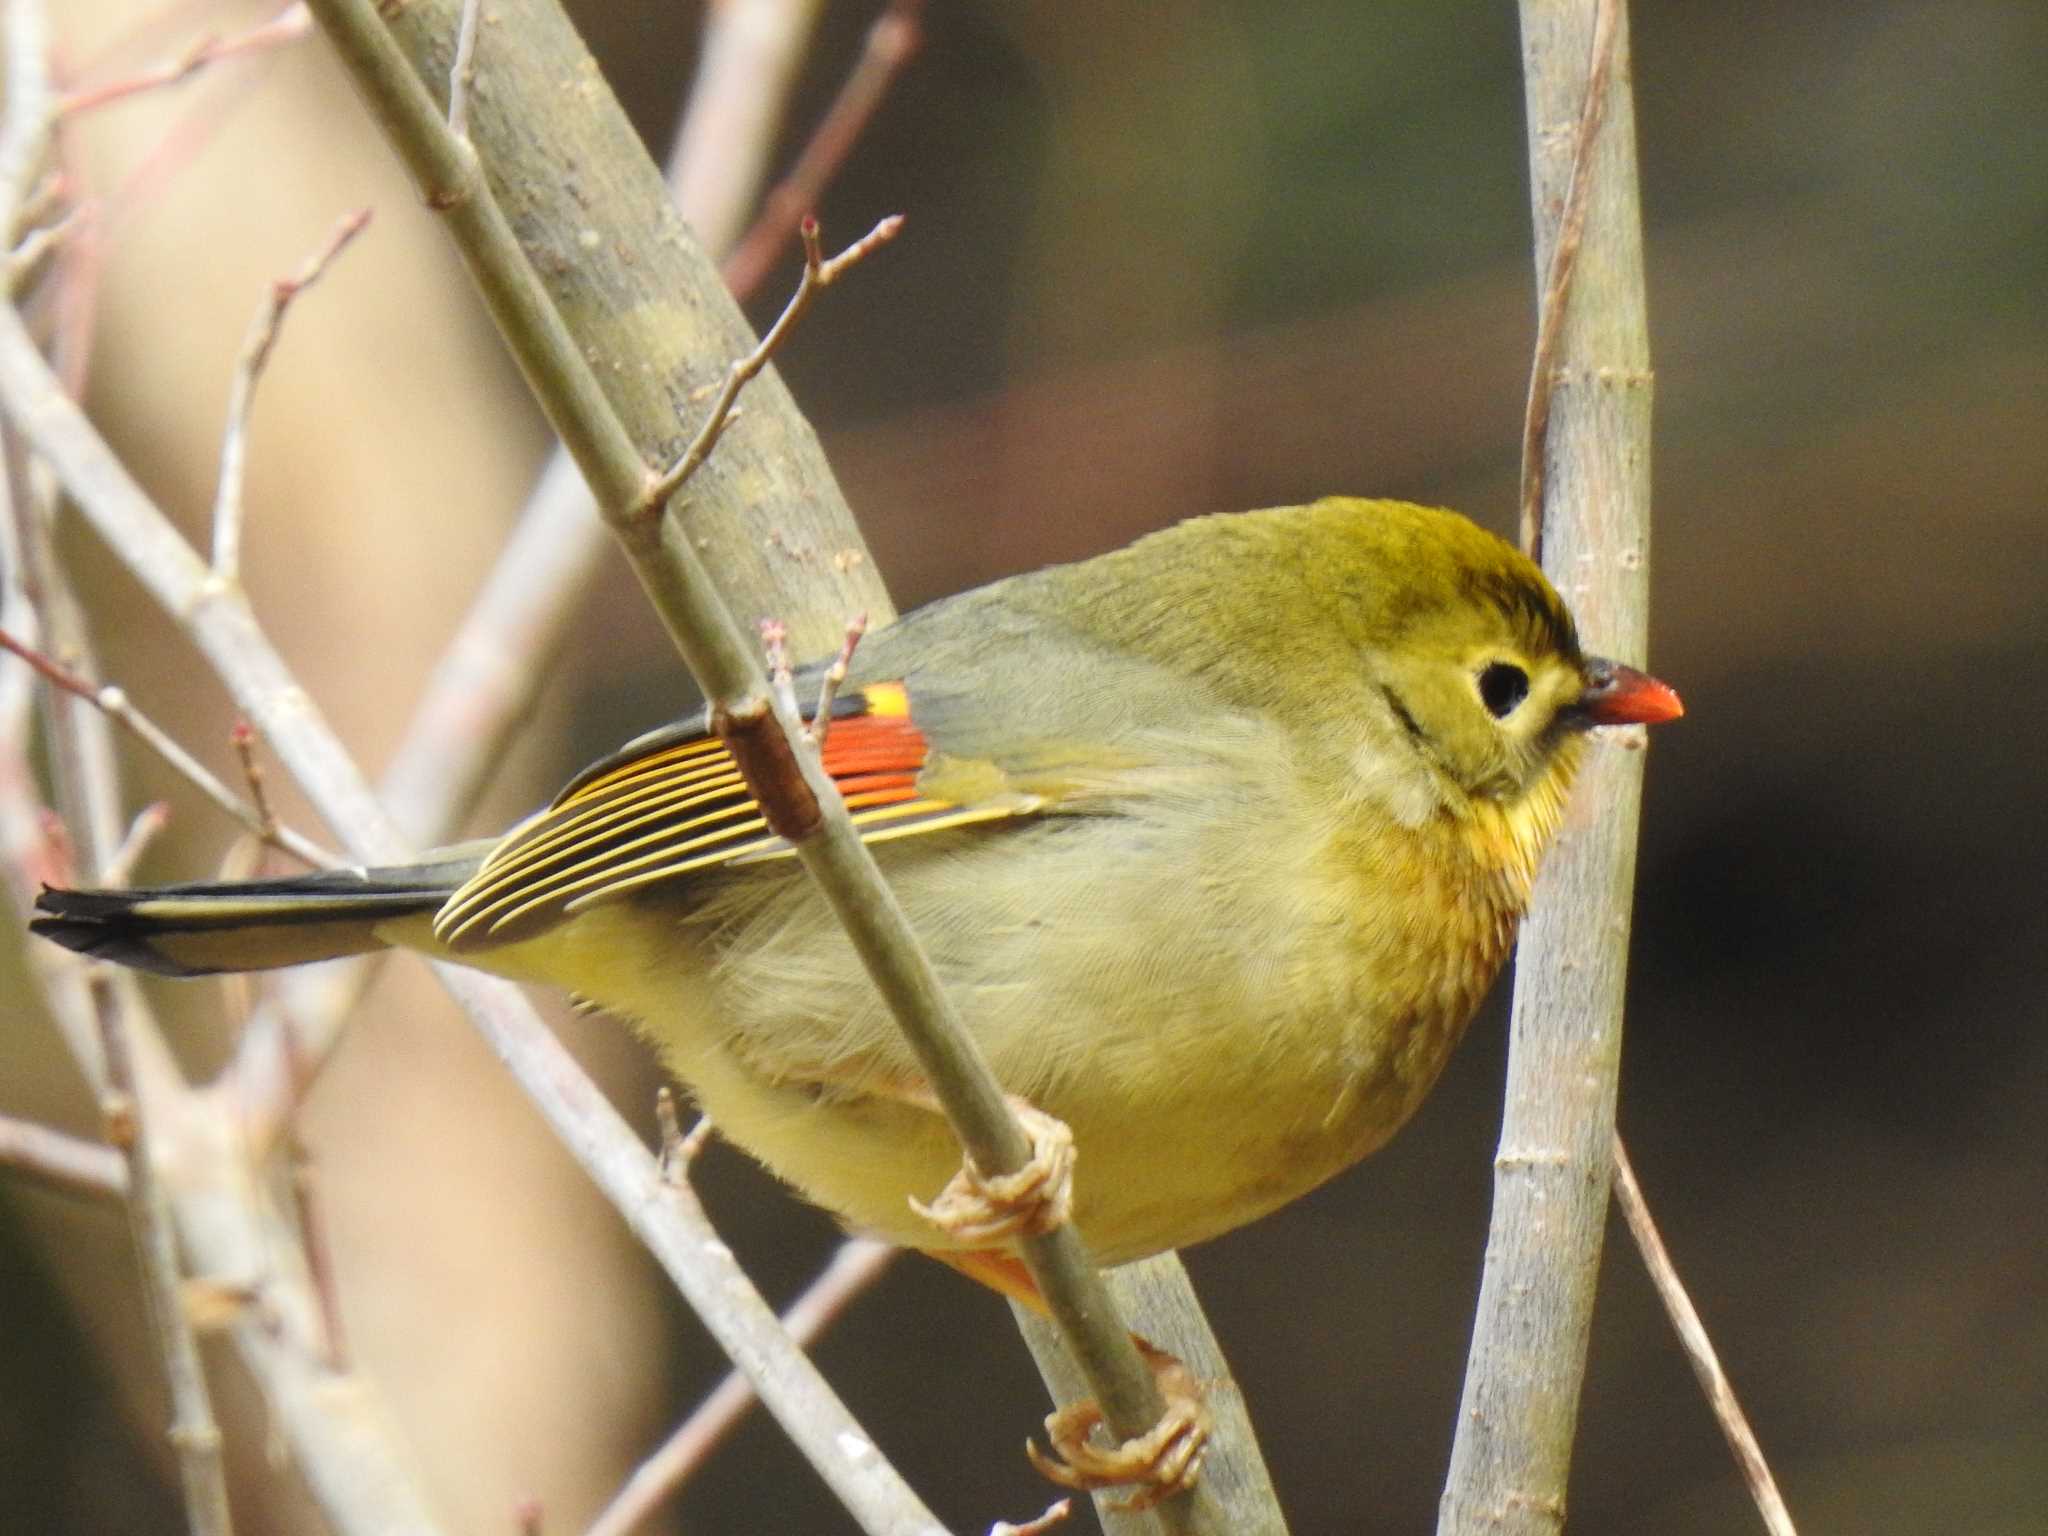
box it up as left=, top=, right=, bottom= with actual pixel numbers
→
left=434, top=684, right=1035, bottom=951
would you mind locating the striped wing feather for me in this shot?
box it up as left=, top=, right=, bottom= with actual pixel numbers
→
left=434, top=684, right=1031, bottom=951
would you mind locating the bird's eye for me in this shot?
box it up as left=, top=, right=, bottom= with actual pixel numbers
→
left=1477, top=662, right=1530, bottom=719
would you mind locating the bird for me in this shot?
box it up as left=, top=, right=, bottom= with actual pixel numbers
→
left=32, top=497, right=1680, bottom=1282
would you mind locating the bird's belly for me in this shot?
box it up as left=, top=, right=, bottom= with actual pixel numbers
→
left=679, top=985, right=1480, bottom=1267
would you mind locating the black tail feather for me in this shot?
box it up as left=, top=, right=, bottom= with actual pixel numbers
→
left=30, top=871, right=454, bottom=977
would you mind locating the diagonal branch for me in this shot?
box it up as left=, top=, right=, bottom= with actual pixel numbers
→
left=1613, top=1135, right=1799, bottom=1536
left=297, top=6, right=1219, bottom=1528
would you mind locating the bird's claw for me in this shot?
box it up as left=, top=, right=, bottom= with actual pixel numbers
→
left=911, top=1098, right=1075, bottom=1245
left=1024, top=1348, right=1210, bottom=1512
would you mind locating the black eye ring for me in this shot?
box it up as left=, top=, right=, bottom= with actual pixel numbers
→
left=1477, top=661, right=1530, bottom=719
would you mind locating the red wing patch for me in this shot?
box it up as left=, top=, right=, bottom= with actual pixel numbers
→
left=434, top=682, right=1031, bottom=950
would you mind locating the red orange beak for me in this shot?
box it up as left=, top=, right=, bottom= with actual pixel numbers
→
left=1576, top=657, right=1684, bottom=727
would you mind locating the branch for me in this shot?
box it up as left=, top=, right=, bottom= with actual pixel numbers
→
left=1514, top=0, right=1618, bottom=562
left=296, top=8, right=1213, bottom=1525
left=0, top=624, right=340, bottom=868
left=641, top=212, right=902, bottom=509
left=96, top=977, right=235, bottom=1536
left=1612, top=1135, right=1799, bottom=1536
left=1439, top=0, right=1654, bottom=1531
left=212, top=205, right=371, bottom=585
left=376, top=0, right=891, bottom=664
left=56, top=4, right=310, bottom=119
left=584, top=1237, right=896, bottom=1536
left=0, top=1111, right=127, bottom=1198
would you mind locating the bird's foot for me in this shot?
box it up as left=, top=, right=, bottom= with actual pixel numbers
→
left=910, top=1097, right=1075, bottom=1246
left=1025, top=1340, right=1210, bottom=1512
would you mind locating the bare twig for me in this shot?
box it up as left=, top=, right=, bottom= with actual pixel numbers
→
left=0, top=1111, right=128, bottom=1198
left=5, top=199, right=80, bottom=292
left=212, top=206, right=371, bottom=584
left=653, top=1085, right=715, bottom=1179
left=445, top=0, right=482, bottom=140
left=584, top=1236, right=897, bottom=1536
left=8, top=164, right=63, bottom=241
left=0, top=626, right=340, bottom=868
left=807, top=612, right=866, bottom=747
left=103, top=799, right=170, bottom=885
left=226, top=722, right=280, bottom=848
left=723, top=0, right=924, bottom=300
left=56, top=4, right=311, bottom=119
left=641, top=213, right=903, bottom=511
left=1516, top=0, right=1620, bottom=563
left=760, top=617, right=801, bottom=723
left=1612, top=1135, right=1798, bottom=1536
left=288, top=1148, right=352, bottom=1371
left=96, top=979, right=236, bottom=1536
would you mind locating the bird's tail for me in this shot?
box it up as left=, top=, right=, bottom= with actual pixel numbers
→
left=30, top=855, right=483, bottom=978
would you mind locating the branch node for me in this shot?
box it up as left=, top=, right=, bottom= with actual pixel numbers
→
left=712, top=696, right=821, bottom=844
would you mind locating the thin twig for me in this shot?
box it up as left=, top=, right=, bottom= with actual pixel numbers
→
left=212, top=206, right=372, bottom=584
left=56, top=4, right=310, bottom=119
left=653, top=1085, right=716, bottom=1180
left=8, top=165, right=63, bottom=242
left=0, top=1111, right=128, bottom=1199
left=1612, top=1135, right=1799, bottom=1536
left=227, top=722, right=279, bottom=848
left=0, top=626, right=340, bottom=868
left=445, top=0, right=482, bottom=141
left=288, top=1148, right=352, bottom=1371
left=96, top=978, right=236, bottom=1536
left=807, top=612, right=866, bottom=747
left=584, top=1237, right=897, bottom=1536
left=723, top=0, right=924, bottom=300
left=103, top=799, right=170, bottom=885
left=1516, top=0, right=1620, bottom=563
left=6, top=199, right=80, bottom=293
left=642, top=213, right=903, bottom=511
left=759, top=617, right=801, bottom=723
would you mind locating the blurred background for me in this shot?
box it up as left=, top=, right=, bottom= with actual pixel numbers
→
left=4, top=1, right=2044, bottom=1532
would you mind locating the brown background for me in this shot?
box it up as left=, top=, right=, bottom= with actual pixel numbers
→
left=3, top=1, right=2043, bottom=1532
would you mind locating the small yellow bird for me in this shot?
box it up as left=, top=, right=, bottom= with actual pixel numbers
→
left=32, top=498, right=1679, bottom=1288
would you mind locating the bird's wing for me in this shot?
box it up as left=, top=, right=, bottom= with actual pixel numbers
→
left=433, top=681, right=1043, bottom=951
